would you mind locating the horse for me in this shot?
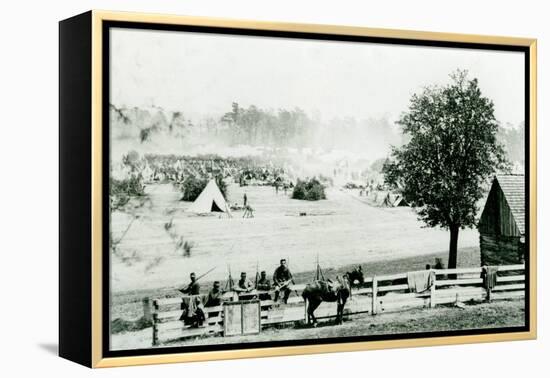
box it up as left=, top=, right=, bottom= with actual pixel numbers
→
left=346, top=266, right=365, bottom=288
left=302, top=275, right=351, bottom=326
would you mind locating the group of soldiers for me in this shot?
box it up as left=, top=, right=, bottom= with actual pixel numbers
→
left=231, top=259, right=294, bottom=303
left=180, top=259, right=295, bottom=311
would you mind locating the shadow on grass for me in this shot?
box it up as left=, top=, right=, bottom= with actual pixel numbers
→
left=294, top=318, right=346, bottom=330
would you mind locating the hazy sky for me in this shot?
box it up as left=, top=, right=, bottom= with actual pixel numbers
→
left=110, top=28, right=525, bottom=125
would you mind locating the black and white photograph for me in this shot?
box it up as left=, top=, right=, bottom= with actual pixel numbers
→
left=106, top=25, right=528, bottom=352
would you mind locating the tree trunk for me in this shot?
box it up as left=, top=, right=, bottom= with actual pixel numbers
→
left=448, top=224, right=460, bottom=272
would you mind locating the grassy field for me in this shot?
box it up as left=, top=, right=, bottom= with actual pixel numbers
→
left=110, top=299, right=524, bottom=350
left=185, top=299, right=525, bottom=346
left=108, top=181, right=490, bottom=350
left=110, top=182, right=481, bottom=321
left=111, top=182, right=479, bottom=294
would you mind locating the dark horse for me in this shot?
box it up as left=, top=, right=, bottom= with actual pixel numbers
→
left=346, top=266, right=365, bottom=288
left=302, top=275, right=351, bottom=326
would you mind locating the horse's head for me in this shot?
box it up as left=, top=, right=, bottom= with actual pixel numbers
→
left=346, top=266, right=365, bottom=286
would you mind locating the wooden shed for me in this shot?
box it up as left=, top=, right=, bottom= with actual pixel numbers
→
left=478, top=175, right=525, bottom=265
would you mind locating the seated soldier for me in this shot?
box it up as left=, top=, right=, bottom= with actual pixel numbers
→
left=234, top=272, right=254, bottom=295
left=205, top=281, right=223, bottom=318
left=256, top=271, right=272, bottom=301
left=205, top=281, right=223, bottom=307
left=273, top=259, right=294, bottom=303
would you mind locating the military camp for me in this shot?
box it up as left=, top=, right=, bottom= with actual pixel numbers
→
left=105, top=32, right=528, bottom=351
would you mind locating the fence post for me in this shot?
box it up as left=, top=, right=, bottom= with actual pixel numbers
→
left=142, top=297, right=152, bottom=322
left=482, top=266, right=492, bottom=302
left=151, top=298, right=159, bottom=346
left=371, top=276, right=378, bottom=315
left=152, top=314, right=158, bottom=346
left=429, top=273, right=436, bottom=308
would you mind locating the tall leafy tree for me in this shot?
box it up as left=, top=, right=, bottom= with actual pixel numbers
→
left=384, top=70, right=509, bottom=269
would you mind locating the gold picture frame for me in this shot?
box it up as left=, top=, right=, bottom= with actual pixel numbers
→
left=59, top=10, right=537, bottom=368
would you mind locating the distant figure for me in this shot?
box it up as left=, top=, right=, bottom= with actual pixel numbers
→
left=273, top=259, right=294, bottom=303
left=275, top=182, right=280, bottom=195
left=425, top=264, right=431, bottom=270
left=243, top=204, right=254, bottom=218
left=234, top=272, right=254, bottom=293
left=243, top=193, right=248, bottom=207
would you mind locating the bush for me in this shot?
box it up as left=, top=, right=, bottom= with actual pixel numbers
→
left=111, top=175, right=145, bottom=196
left=110, top=175, right=145, bottom=210
left=292, top=178, right=326, bottom=201
left=343, top=182, right=359, bottom=189
left=180, top=176, right=207, bottom=201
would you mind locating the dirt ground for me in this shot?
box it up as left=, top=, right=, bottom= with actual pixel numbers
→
left=110, top=299, right=525, bottom=350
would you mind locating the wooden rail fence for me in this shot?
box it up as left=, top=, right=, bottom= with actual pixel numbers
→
left=145, top=264, right=525, bottom=345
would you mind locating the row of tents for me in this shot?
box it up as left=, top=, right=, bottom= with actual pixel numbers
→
left=367, top=190, right=409, bottom=207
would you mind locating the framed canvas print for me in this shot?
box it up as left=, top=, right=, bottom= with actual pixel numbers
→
left=59, top=10, right=537, bottom=368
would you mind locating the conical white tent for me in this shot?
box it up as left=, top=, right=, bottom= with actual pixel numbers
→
left=380, top=192, right=393, bottom=207
left=392, top=194, right=409, bottom=207
left=187, top=179, right=231, bottom=214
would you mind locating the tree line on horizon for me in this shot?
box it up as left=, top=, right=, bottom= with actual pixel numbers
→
left=110, top=102, right=403, bottom=156
left=110, top=101, right=523, bottom=167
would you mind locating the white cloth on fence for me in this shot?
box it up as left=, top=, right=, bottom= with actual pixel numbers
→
left=407, top=270, right=435, bottom=293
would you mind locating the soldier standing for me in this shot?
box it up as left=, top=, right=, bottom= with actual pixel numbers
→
left=179, top=272, right=204, bottom=327
left=180, top=272, right=200, bottom=295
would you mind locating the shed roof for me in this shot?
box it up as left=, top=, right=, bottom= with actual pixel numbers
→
left=496, top=175, right=525, bottom=235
